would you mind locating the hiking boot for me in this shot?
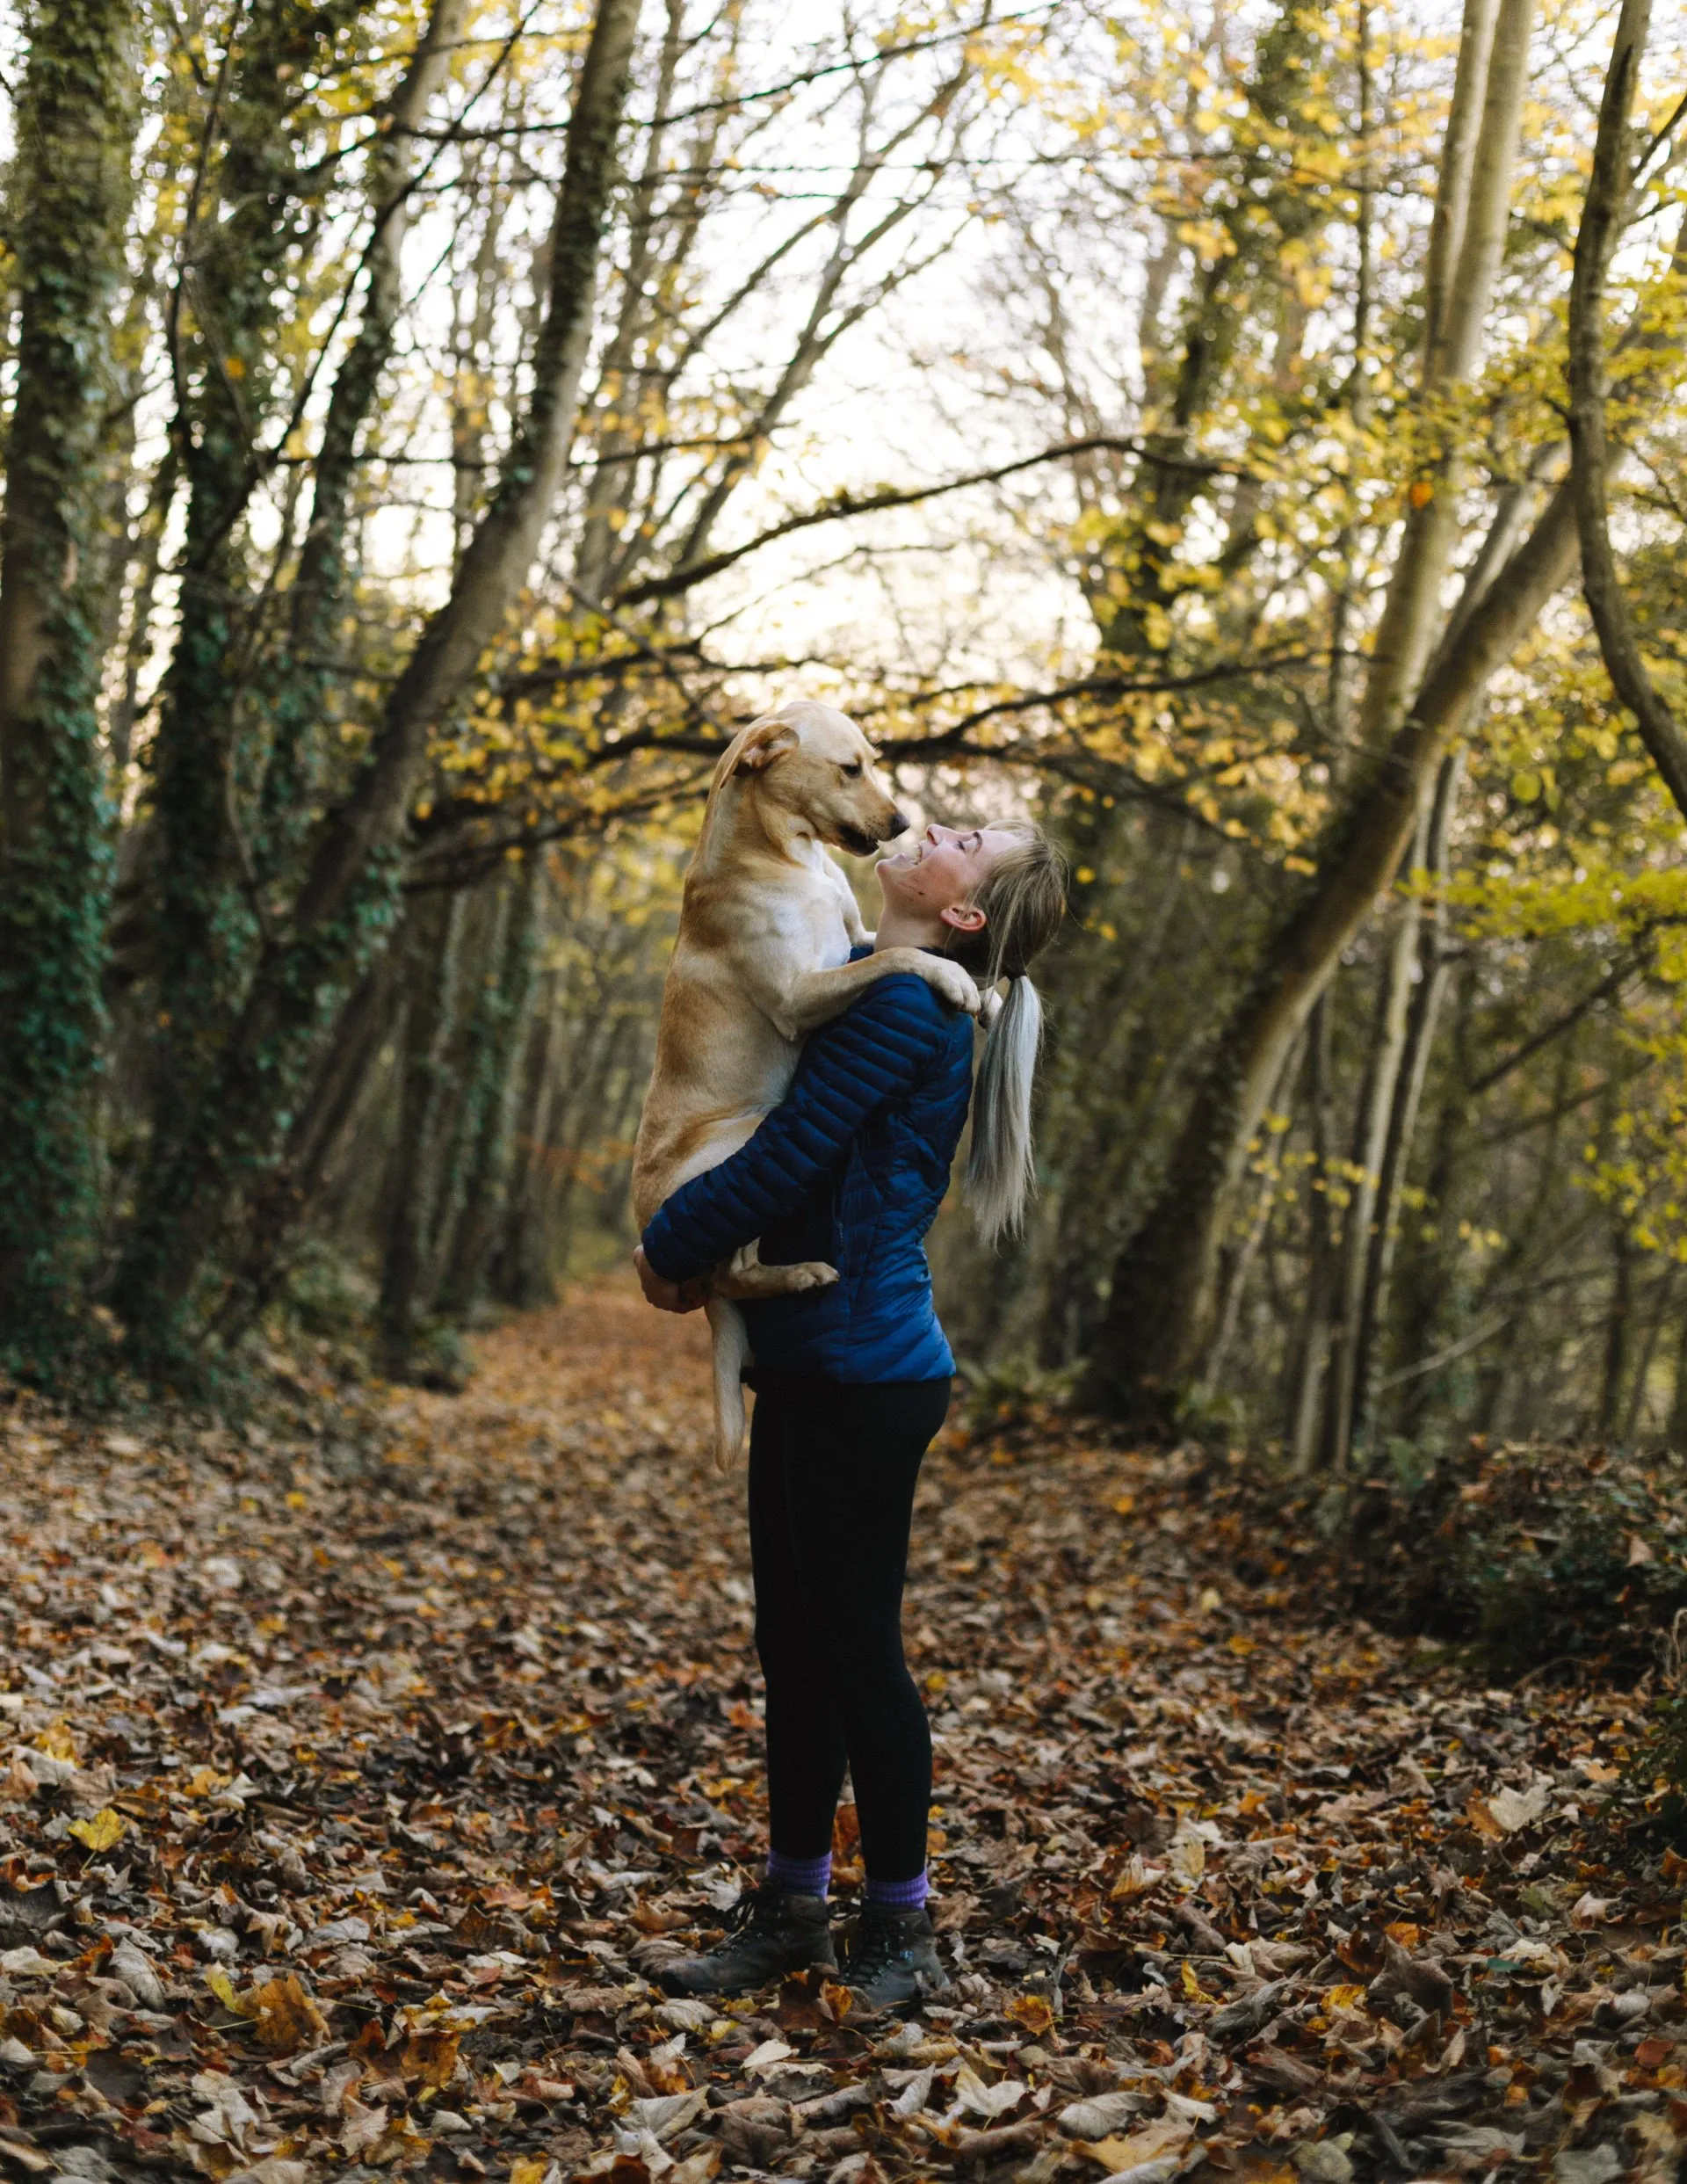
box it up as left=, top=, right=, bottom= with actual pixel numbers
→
left=658, top=1883, right=836, bottom=1998
left=844, top=1902, right=947, bottom=2012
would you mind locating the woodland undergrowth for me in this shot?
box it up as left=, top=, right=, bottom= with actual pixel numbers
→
left=1, top=1289, right=1683, bottom=2184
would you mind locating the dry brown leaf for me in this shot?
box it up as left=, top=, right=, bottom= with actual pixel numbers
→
left=1076, top=2117, right=1193, bottom=2173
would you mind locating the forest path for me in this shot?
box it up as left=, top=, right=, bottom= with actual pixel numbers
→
left=0, top=1288, right=1673, bottom=2182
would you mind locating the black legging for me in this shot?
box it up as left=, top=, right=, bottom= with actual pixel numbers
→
left=748, top=1374, right=951, bottom=1883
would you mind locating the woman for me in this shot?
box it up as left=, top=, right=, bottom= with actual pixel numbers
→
left=634, top=818, right=1065, bottom=2007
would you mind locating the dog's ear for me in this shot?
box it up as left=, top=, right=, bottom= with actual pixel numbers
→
left=728, top=716, right=800, bottom=776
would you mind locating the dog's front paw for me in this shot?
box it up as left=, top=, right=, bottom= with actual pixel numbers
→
left=789, top=1260, right=839, bottom=1290
left=924, top=959, right=981, bottom=1016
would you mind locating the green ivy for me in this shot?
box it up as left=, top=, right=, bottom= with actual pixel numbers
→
left=0, top=0, right=139, bottom=1376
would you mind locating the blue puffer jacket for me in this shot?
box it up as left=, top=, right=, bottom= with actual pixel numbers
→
left=640, top=961, right=974, bottom=1382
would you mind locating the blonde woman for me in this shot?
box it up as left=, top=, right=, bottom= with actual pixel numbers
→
left=634, top=821, right=1066, bottom=2007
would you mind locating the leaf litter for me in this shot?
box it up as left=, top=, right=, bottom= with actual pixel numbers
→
left=0, top=1288, right=1683, bottom=2184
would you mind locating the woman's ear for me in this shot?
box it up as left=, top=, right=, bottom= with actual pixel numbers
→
left=939, top=902, right=987, bottom=935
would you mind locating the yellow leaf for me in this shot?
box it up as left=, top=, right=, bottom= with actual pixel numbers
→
left=34, top=1723, right=76, bottom=1761
left=206, top=1965, right=241, bottom=2013
left=1077, top=2118, right=1192, bottom=2171
left=403, top=2028, right=461, bottom=2091
left=1111, top=1492, right=1135, bottom=1516
left=1006, top=1992, right=1054, bottom=2036
left=250, top=1972, right=331, bottom=2053
left=1466, top=1792, right=1505, bottom=1841
left=1323, top=1983, right=1367, bottom=2013
left=68, top=1807, right=127, bottom=1852
left=1108, top=1853, right=1164, bottom=1899
left=511, top=2162, right=548, bottom=2184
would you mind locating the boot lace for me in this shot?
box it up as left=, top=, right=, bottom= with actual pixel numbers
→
left=699, top=1884, right=778, bottom=1955
left=848, top=1911, right=918, bottom=1985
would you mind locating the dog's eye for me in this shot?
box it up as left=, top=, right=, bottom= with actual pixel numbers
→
left=840, top=760, right=863, bottom=779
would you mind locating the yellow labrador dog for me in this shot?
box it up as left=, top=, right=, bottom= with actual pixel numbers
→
left=633, top=700, right=980, bottom=1469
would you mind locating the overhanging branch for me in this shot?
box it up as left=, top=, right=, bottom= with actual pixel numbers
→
left=612, top=435, right=1253, bottom=606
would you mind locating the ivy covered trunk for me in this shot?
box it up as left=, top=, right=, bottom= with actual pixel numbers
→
left=112, top=0, right=645, bottom=1381
left=111, top=0, right=373, bottom=1378
left=0, top=0, right=138, bottom=1374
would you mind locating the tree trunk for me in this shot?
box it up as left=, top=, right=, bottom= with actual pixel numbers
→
left=1288, top=998, right=1337, bottom=1469
left=378, top=892, right=468, bottom=1379
left=206, top=952, right=404, bottom=1345
left=1391, top=964, right=1475, bottom=1437
left=257, top=0, right=474, bottom=889
left=1347, top=747, right=1464, bottom=1454
left=1566, top=0, right=1687, bottom=823
left=1349, top=0, right=1531, bottom=751
left=106, top=445, right=179, bottom=783
left=112, top=0, right=645, bottom=1378
left=0, top=0, right=139, bottom=1370
left=1666, top=1313, right=1687, bottom=1454
left=1201, top=1041, right=1297, bottom=1402
left=1078, top=476, right=1578, bottom=1424
left=1620, top=1263, right=1676, bottom=1443
left=1598, top=1216, right=1633, bottom=1442
left=141, top=0, right=370, bottom=1223
left=1318, top=847, right=1426, bottom=1473
left=489, top=961, right=568, bottom=1309
left=1075, top=0, right=1554, bottom=1427
left=436, top=860, right=544, bottom=1317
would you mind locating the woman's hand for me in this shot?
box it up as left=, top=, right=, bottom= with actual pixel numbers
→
left=634, top=1245, right=709, bottom=1314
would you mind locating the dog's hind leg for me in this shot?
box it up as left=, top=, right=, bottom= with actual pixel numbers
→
left=713, top=1240, right=838, bottom=1300
left=705, top=1295, right=752, bottom=1471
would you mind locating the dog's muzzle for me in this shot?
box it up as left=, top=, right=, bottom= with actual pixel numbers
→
left=839, top=823, right=892, bottom=855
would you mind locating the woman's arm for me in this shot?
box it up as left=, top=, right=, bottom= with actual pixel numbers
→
left=641, top=976, right=948, bottom=1285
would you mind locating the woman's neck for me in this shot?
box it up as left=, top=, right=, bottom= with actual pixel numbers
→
left=872, top=904, right=948, bottom=953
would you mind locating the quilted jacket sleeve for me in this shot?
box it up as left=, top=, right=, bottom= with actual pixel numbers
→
left=641, top=976, right=948, bottom=1283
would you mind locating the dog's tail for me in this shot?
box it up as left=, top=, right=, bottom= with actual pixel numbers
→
left=705, top=1294, right=750, bottom=1471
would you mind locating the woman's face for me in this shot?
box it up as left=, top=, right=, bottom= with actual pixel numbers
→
left=876, top=823, right=1017, bottom=925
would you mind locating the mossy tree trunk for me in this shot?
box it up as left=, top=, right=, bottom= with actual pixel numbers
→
left=378, top=891, right=468, bottom=1381
left=0, top=0, right=138, bottom=1374
left=112, top=0, right=645, bottom=1380
left=435, top=860, right=543, bottom=1320
left=118, top=0, right=369, bottom=1369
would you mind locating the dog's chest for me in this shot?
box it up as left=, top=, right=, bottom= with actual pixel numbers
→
left=773, top=869, right=857, bottom=965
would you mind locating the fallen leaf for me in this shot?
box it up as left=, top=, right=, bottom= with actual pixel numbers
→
left=1006, top=1991, right=1055, bottom=2036
left=952, top=2063, right=1027, bottom=2120
left=67, top=1805, right=127, bottom=1851
left=1488, top=1781, right=1552, bottom=1833
left=1059, top=2093, right=1148, bottom=2138
left=1075, top=2115, right=1191, bottom=2173
left=402, top=2025, right=460, bottom=2090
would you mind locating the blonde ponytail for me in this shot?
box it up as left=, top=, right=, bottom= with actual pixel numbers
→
left=968, top=972, right=1044, bottom=1244
left=943, top=824, right=1068, bottom=1246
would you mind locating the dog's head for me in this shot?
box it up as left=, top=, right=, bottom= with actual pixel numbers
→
left=720, top=700, right=908, bottom=856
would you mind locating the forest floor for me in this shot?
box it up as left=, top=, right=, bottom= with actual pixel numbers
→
left=0, top=1288, right=1681, bottom=2184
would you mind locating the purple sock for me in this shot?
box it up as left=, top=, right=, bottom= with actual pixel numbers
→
left=865, top=1870, right=928, bottom=1912
left=767, top=1849, right=831, bottom=1897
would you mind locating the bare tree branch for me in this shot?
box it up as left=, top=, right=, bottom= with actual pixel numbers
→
left=612, top=435, right=1246, bottom=606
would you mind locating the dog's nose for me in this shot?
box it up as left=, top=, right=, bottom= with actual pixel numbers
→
left=885, top=809, right=910, bottom=838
